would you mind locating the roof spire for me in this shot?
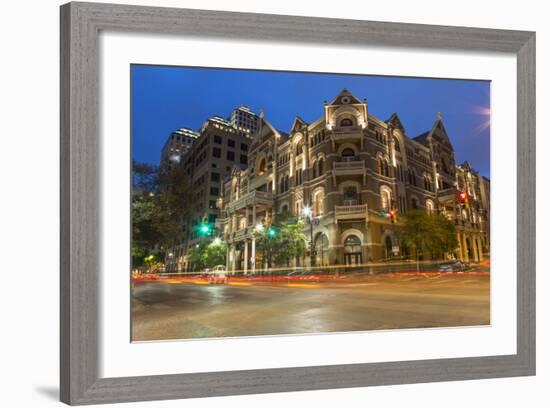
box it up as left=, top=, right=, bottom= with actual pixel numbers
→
left=437, top=111, right=442, bottom=120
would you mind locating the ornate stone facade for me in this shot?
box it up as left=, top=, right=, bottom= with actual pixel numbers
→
left=218, top=89, right=490, bottom=272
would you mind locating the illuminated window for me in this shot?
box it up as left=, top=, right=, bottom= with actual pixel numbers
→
left=380, top=186, right=392, bottom=210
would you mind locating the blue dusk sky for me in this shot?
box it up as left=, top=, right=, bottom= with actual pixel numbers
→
left=131, top=65, right=490, bottom=177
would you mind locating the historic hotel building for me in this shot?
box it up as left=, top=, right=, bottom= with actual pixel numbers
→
left=217, top=89, right=490, bottom=272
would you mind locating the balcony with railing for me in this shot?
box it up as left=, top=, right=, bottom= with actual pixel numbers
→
left=331, top=126, right=363, bottom=141
left=232, top=228, right=249, bottom=240
left=454, top=218, right=481, bottom=230
left=334, top=203, right=369, bottom=222
left=333, top=157, right=365, bottom=173
left=249, top=172, right=271, bottom=191
left=332, top=158, right=366, bottom=185
left=437, top=187, right=459, bottom=202
left=225, top=189, right=274, bottom=213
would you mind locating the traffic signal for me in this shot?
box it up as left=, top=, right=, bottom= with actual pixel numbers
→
left=389, top=209, right=397, bottom=224
left=267, top=226, right=277, bottom=238
left=198, top=213, right=213, bottom=236
left=199, top=223, right=211, bottom=235
left=457, top=191, right=470, bottom=209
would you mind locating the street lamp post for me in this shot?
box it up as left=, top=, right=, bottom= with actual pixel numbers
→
left=302, top=206, right=315, bottom=268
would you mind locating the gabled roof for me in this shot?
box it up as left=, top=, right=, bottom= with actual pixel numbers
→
left=277, top=129, right=290, bottom=141
left=329, top=88, right=363, bottom=106
left=413, top=130, right=430, bottom=145
left=385, top=113, right=405, bottom=131
left=413, top=113, right=453, bottom=149
left=290, top=116, right=308, bottom=134
left=460, top=160, right=472, bottom=170
left=251, top=114, right=289, bottom=148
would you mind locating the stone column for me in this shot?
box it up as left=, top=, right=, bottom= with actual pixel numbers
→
left=472, top=235, right=480, bottom=262
left=476, top=236, right=484, bottom=261
left=461, top=233, right=469, bottom=262
left=243, top=239, right=249, bottom=274
left=229, top=245, right=235, bottom=271
left=232, top=214, right=237, bottom=232
left=251, top=237, right=256, bottom=274
left=226, top=244, right=230, bottom=271
left=456, top=232, right=463, bottom=260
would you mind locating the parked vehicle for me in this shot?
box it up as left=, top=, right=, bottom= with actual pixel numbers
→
left=439, top=261, right=469, bottom=272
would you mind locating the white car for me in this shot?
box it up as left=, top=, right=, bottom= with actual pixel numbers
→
left=208, top=265, right=227, bottom=284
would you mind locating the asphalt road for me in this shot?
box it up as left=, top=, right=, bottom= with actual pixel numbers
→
left=132, top=274, right=490, bottom=341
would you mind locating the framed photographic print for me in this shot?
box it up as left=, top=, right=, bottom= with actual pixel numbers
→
left=60, top=2, right=536, bottom=405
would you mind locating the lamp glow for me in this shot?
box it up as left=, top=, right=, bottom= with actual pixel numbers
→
left=254, top=223, right=264, bottom=232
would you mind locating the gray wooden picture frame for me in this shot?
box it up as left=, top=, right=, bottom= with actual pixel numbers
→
left=60, top=1, right=536, bottom=405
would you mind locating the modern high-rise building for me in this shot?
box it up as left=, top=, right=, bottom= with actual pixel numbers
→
left=217, top=89, right=490, bottom=272
left=164, top=109, right=257, bottom=272
left=228, top=105, right=259, bottom=138
left=160, top=127, right=200, bottom=170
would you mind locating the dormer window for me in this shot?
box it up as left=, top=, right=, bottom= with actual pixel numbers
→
left=340, top=118, right=353, bottom=127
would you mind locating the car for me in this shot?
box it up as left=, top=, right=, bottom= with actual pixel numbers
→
left=207, top=265, right=227, bottom=284
left=439, top=261, right=469, bottom=272
left=286, top=269, right=306, bottom=276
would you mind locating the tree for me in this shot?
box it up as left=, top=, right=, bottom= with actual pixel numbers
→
left=204, top=240, right=227, bottom=268
left=401, top=210, right=458, bottom=270
left=131, top=161, right=193, bottom=267
left=186, top=239, right=227, bottom=271
left=186, top=241, right=209, bottom=272
left=253, top=212, right=306, bottom=269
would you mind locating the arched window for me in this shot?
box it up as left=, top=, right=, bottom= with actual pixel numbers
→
left=396, top=164, right=401, bottom=181
left=312, top=161, right=317, bottom=179
left=257, top=157, right=266, bottom=175
left=317, top=158, right=324, bottom=174
left=285, top=175, right=290, bottom=192
left=393, top=137, right=401, bottom=152
left=296, top=168, right=303, bottom=185
left=426, top=199, right=435, bottom=215
left=239, top=217, right=247, bottom=230
left=379, top=158, right=389, bottom=177
left=399, top=195, right=407, bottom=213
left=385, top=236, right=393, bottom=259
left=344, top=235, right=361, bottom=252
left=295, top=200, right=302, bottom=215
left=408, top=169, right=417, bottom=186
left=343, top=186, right=359, bottom=206
left=314, top=233, right=329, bottom=266
left=380, top=186, right=392, bottom=210
left=295, top=142, right=303, bottom=155
left=411, top=197, right=419, bottom=209
left=313, top=190, right=325, bottom=216
left=341, top=148, right=355, bottom=158
left=340, top=118, right=353, bottom=127
left=424, top=175, right=432, bottom=192
left=343, top=234, right=362, bottom=265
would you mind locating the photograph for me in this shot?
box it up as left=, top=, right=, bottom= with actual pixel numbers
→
left=130, top=65, right=491, bottom=341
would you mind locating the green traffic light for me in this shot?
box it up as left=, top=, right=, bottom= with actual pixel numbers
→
left=200, top=223, right=211, bottom=235
left=267, top=227, right=276, bottom=238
